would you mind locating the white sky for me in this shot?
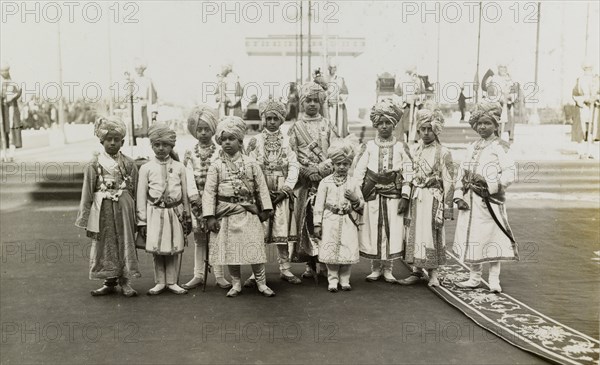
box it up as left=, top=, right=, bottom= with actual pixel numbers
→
left=1, top=1, right=599, bottom=117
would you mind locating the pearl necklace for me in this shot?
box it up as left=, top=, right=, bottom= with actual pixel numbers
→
left=375, top=136, right=396, bottom=148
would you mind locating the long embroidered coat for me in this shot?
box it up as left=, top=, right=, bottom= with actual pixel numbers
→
left=202, top=151, right=273, bottom=265
left=248, top=130, right=299, bottom=245
left=75, top=151, right=141, bottom=280
left=405, top=141, right=455, bottom=269
left=313, top=175, right=364, bottom=264
left=287, top=113, right=334, bottom=261
left=453, top=136, right=519, bottom=264
left=353, top=138, right=413, bottom=261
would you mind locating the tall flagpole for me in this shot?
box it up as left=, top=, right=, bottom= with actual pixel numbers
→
left=107, top=10, right=114, bottom=115
left=57, top=21, right=67, bottom=144
left=475, top=2, right=482, bottom=103
left=529, top=2, right=541, bottom=124
left=300, top=1, right=303, bottom=84
left=436, top=20, right=441, bottom=90
left=308, top=0, right=312, bottom=80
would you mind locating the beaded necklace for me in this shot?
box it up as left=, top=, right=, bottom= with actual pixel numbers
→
left=96, top=152, right=130, bottom=201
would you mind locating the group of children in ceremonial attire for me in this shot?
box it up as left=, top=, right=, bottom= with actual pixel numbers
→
left=76, top=81, right=518, bottom=297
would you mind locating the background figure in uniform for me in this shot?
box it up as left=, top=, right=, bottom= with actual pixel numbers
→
left=0, top=62, right=22, bottom=161
left=326, top=58, right=349, bottom=137
left=572, top=60, right=600, bottom=159
left=215, top=64, right=243, bottom=118
left=395, top=65, right=426, bottom=143
left=353, top=100, right=413, bottom=283
left=132, top=60, right=158, bottom=139
left=458, top=86, right=472, bottom=122
left=485, top=63, right=517, bottom=141
left=286, top=82, right=299, bottom=121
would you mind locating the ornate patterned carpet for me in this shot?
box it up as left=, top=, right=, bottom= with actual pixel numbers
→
left=428, top=252, right=600, bottom=365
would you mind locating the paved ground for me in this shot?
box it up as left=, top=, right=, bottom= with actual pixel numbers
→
left=1, top=197, right=598, bottom=364
left=1, top=123, right=598, bottom=364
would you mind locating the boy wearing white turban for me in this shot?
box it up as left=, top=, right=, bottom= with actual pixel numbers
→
left=76, top=116, right=141, bottom=297
left=453, top=102, right=519, bottom=293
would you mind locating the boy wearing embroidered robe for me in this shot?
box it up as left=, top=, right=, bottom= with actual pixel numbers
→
left=353, top=100, right=413, bottom=283
left=246, top=100, right=302, bottom=284
left=181, top=106, right=232, bottom=290
left=287, top=81, right=334, bottom=278
left=137, top=124, right=193, bottom=295
left=203, top=116, right=276, bottom=297
left=453, top=101, right=519, bottom=293
left=313, top=140, right=364, bottom=292
left=75, top=116, right=141, bottom=297
left=399, top=109, right=455, bottom=287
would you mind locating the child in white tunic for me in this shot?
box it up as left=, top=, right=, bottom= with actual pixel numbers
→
left=453, top=101, right=519, bottom=293
left=314, top=140, right=364, bottom=292
left=137, top=123, right=193, bottom=295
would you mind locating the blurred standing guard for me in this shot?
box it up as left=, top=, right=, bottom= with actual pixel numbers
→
left=572, top=61, right=600, bottom=159
left=0, top=63, right=22, bottom=162
left=75, top=116, right=141, bottom=297
left=181, top=106, right=232, bottom=290
left=326, top=58, right=349, bottom=137
left=215, top=64, right=243, bottom=118
left=453, top=102, right=519, bottom=293
left=131, top=60, right=158, bottom=138
left=399, top=109, right=455, bottom=287
left=353, top=100, right=413, bottom=283
left=287, top=82, right=334, bottom=279
left=202, top=117, right=276, bottom=297
left=246, top=100, right=302, bottom=285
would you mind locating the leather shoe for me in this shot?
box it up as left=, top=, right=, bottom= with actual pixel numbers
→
left=91, top=285, right=116, bottom=296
